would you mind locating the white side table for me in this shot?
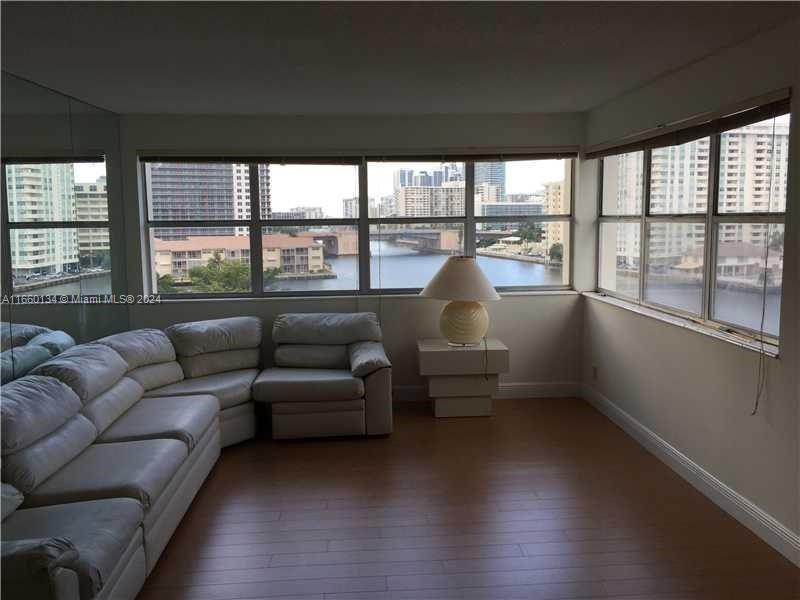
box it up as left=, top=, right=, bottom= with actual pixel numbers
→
left=417, top=338, right=510, bottom=417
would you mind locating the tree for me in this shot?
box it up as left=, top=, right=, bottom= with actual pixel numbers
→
left=549, top=243, right=563, bottom=263
left=516, top=221, right=543, bottom=245
left=188, top=251, right=250, bottom=292
left=769, top=229, right=784, bottom=251
left=263, top=267, right=281, bottom=290
left=157, top=274, right=178, bottom=293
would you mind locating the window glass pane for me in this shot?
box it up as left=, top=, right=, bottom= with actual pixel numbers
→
left=644, top=222, right=705, bottom=315
left=261, top=164, right=359, bottom=219
left=10, top=227, right=111, bottom=296
left=5, top=160, right=107, bottom=223
left=713, top=223, right=783, bottom=336
left=475, top=219, right=568, bottom=287
left=262, top=225, right=358, bottom=292
left=601, top=151, right=643, bottom=215
left=145, top=162, right=250, bottom=221
left=649, top=137, right=709, bottom=214
left=599, top=222, right=640, bottom=299
left=367, top=161, right=465, bottom=218
left=718, top=114, right=790, bottom=214
left=151, top=227, right=251, bottom=294
left=474, top=159, right=571, bottom=217
left=370, top=223, right=463, bottom=289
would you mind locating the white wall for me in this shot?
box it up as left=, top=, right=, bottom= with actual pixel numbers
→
left=581, top=19, right=800, bottom=548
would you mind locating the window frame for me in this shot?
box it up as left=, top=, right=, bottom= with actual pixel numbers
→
left=141, top=155, right=576, bottom=298
left=1, top=156, right=112, bottom=299
left=596, top=109, right=789, bottom=344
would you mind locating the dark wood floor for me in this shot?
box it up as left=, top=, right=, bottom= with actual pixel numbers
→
left=139, top=398, right=800, bottom=600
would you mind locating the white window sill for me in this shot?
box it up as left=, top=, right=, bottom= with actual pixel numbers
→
left=583, top=291, right=779, bottom=358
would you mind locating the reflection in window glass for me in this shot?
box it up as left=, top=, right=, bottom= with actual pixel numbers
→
left=599, top=222, right=640, bottom=299
left=10, top=228, right=111, bottom=296
left=262, top=226, right=358, bottom=292
left=718, top=115, right=790, bottom=214
left=475, top=219, right=568, bottom=287
left=649, top=138, right=709, bottom=214
left=145, top=162, right=251, bottom=222
left=713, top=223, right=783, bottom=336
left=644, top=222, right=705, bottom=315
left=151, top=227, right=251, bottom=294
left=5, top=161, right=107, bottom=223
left=367, top=162, right=465, bottom=218
left=370, top=223, right=463, bottom=289
left=474, top=159, right=571, bottom=217
left=601, top=151, right=643, bottom=215
left=262, top=164, right=359, bottom=219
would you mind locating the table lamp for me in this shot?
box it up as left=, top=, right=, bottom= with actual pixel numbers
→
left=420, top=256, right=500, bottom=346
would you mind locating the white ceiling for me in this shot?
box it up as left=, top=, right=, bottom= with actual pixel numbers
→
left=2, top=2, right=797, bottom=115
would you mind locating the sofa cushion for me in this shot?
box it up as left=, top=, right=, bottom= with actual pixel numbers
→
left=127, top=361, right=184, bottom=391
left=2, top=483, right=24, bottom=520
left=24, top=439, right=187, bottom=510
left=144, top=368, right=258, bottom=410
left=3, top=498, right=143, bottom=600
left=272, top=312, right=382, bottom=345
left=3, top=415, right=98, bottom=495
left=253, top=368, right=365, bottom=403
left=1, top=322, right=51, bottom=349
left=30, top=343, right=128, bottom=404
left=166, top=316, right=262, bottom=357
left=97, top=395, right=218, bottom=450
left=1, top=345, right=53, bottom=383
left=27, top=330, right=76, bottom=356
left=96, top=328, right=176, bottom=370
left=81, top=377, right=144, bottom=433
left=2, top=375, right=83, bottom=455
left=179, top=348, right=260, bottom=378
left=348, top=341, right=391, bottom=377
left=274, top=344, right=349, bottom=369
left=1, top=537, right=78, bottom=594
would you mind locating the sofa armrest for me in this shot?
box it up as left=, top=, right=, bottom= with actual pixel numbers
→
left=2, top=538, right=80, bottom=600
left=364, top=367, right=393, bottom=435
left=348, top=341, right=391, bottom=377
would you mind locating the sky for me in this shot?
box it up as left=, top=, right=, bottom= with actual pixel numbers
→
left=73, top=161, right=106, bottom=184
left=270, top=159, right=568, bottom=217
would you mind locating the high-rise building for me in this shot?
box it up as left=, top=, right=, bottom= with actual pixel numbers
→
left=74, top=175, right=110, bottom=265
left=5, top=163, right=78, bottom=278
left=146, top=162, right=270, bottom=239
left=393, top=169, right=414, bottom=190
left=342, top=197, right=358, bottom=219
left=475, top=162, right=506, bottom=200
left=395, top=181, right=464, bottom=217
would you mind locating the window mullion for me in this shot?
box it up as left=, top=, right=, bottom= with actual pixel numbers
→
left=1, top=167, right=13, bottom=296
left=702, top=134, right=721, bottom=320
left=464, top=161, right=475, bottom=257
left=248, top=163, right=263, bottom=296
left=357, top=159, right=370, bottom=293
left=639, top=149, right=652, bottom=303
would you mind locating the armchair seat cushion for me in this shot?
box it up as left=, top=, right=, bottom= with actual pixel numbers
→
left=97, top=395, right=218, bottom=450
left=24, top=439, right=187, bottom=510
left=2, top=498, right=143, bottom=600
left=143, top=368, right=258, bottom=409
left=253, top=368, right=364, bottom=403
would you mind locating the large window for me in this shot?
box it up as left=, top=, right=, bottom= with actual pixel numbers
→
left=598, top=107, right=790, bottom=342
left=142, top=156, right=574, bottom=296
left=2, top=159, right=112, bottom=297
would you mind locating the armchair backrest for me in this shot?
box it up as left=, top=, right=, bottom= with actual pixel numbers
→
left=271, top=313, right=383, bottom=370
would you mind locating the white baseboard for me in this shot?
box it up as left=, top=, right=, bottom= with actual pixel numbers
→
left=393, top=381, right=582, bottom=403
left=582, top=383, right=800, bottom=567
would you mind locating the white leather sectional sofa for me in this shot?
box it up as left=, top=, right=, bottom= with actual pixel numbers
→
left=0, top=313, right=393, bottom=600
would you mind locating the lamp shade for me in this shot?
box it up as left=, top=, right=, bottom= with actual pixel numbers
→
left=420, top=256, right=500, bottom=302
